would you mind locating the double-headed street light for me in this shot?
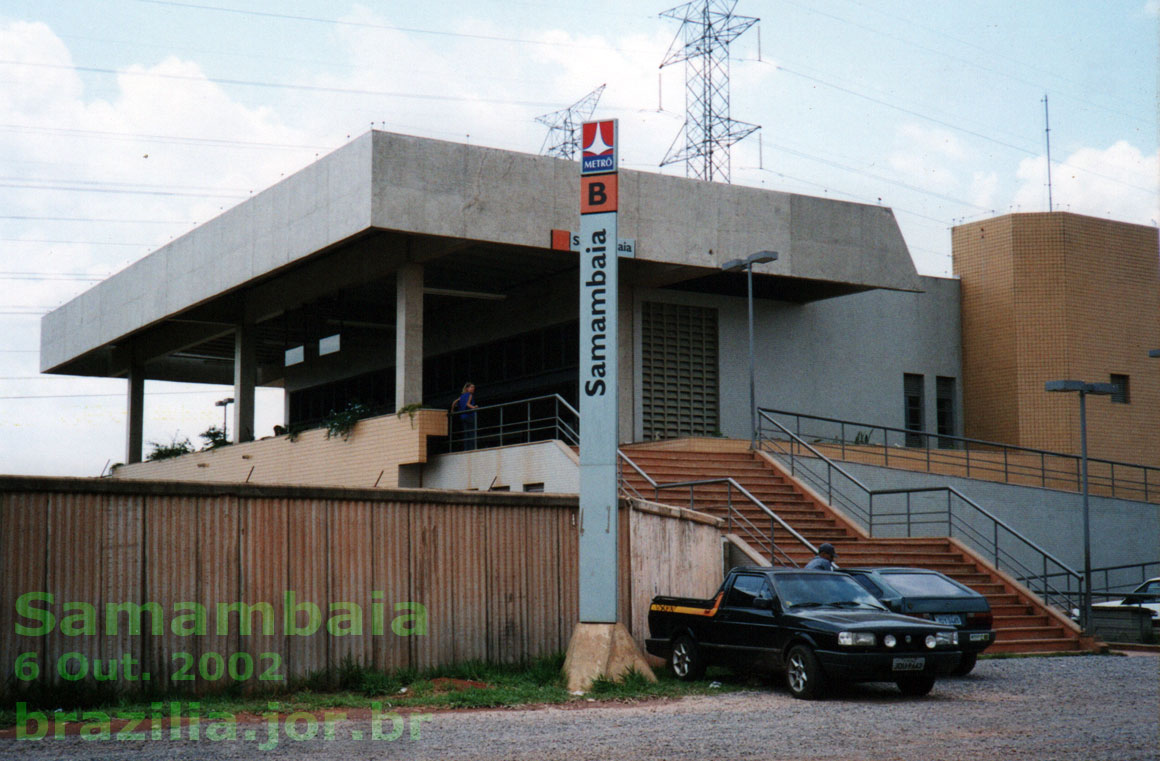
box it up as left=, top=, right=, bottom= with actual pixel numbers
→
left=215, top=397, right=235, bottom=441
left=722, top=251, right=778, bottom=448
left=1044, top=379, right=1118, bottom=633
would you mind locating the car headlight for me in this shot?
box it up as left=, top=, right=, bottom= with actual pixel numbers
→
left=925, top=632, right=957, bottom=649
left=838, top=631, right=876, bottom=646
left=884, top=634, right=897, bottom=648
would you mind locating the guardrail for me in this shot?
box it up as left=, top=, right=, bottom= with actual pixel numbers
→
left=1039, top=561, right=1159, bottom=601
left=444, top=394, right=579, bottom=452
left=616, top=450, right=815, bottom=566
left=761, top=407, right=1160, bottom=504
left=757, top=409, right=1085, bottom=618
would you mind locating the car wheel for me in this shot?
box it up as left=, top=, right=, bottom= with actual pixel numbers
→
left=785, top=645, right=826, bottom=700
left=951, top=652, right=978, bottom=676
left=669, top=635, right=706, bottom=681
left=896, top=676, right=936, bottom=696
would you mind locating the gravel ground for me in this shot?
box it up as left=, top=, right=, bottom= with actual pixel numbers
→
left=4, top=654, right=1157, bottom=761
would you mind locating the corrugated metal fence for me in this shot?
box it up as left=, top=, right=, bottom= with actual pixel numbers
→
left=0, top=477, right=721, bottom=695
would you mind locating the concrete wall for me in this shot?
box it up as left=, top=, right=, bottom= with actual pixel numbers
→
left=112, top=408, right=447, bottom=489
left=417, top=440, right=580, bottom=494
left=833, top=461, right=1160, bottom=572
left=634, top=274, right=962, bottom=441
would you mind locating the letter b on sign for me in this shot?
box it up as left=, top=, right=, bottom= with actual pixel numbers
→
left=581, top=174, right=618, bottom=214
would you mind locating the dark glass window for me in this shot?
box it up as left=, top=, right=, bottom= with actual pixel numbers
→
left=726, top=575, right=765, bottom=608
left=1110, top=374, right=1130, bottom=404
left=904, top=373, right=925, bottom=447
left=936, top=376, right=956, bottom=448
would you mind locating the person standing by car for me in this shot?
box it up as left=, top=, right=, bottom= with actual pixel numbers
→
left=451, top=381, right=478, bottom=450
left=805, top=543, right=838, bottom=571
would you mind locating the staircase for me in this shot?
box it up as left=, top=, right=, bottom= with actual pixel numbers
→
left=620, top=440, right=1092, bottom=654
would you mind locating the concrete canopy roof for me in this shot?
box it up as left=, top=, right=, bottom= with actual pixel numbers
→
left=41, top=129, right=920, bottom=380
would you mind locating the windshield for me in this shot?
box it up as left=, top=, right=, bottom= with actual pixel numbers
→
left=774, top=573, right=886, bottom=610
left=879, top=571, right=971, bottom=597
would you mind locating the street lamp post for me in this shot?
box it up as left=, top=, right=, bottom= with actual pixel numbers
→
left=1044, top=379, right=1118, bottom=634
left=215, top=397, right=235, bottom=441
left=722, top=251, right=778, bottom=448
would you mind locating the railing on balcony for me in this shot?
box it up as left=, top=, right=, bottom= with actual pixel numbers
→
left=757, top=409, right=1085, bottom=618
left=760, top=407, right=1160, bottom=504
left=441, top=394, right=579, bottom=453
left=616, top=450, right=814, bottom=567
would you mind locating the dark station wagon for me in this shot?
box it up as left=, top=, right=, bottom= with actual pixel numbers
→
left=842, top=567, right=996, bottom=675
left=647, top=567, right=962, bottom=699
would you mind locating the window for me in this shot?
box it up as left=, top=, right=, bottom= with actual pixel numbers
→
left=1110, top=374, right=1130, bottom=404
left=522, top=482, right=545, bottom=493
left=936, top=376, right=956, bottom=448
left=904, top=373, right=925, bottom=447
left=726, top=575, right=765, bottom=608
left=641, top=302, right=720, bottom=439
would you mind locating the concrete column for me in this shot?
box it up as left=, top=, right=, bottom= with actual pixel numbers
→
left=233, top=319, right=257, bottom=442
left=126, top=363, right=145, bottom=464
left=618, top=282, right=634, bottom=444
left=395, top=262, right=424, bottom=409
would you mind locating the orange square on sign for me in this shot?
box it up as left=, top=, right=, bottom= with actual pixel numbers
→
left=580, top=173, right=618, bottom=214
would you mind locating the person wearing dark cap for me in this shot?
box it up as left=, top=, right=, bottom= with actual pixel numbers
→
left=805, top=543, right=837, bottom=571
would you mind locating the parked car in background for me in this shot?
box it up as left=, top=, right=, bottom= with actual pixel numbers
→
left=843, top=567, right=995, bottom=676
left=1093, top=577, right=1160, bottom=623
left=646, top=567, right=961, bottom=699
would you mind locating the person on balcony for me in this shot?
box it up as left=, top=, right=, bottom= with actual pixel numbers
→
left=452, top=382, right=478, bottom=451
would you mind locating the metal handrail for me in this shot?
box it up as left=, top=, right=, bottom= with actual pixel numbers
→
left=760, top=406, right=1160, bottom=504
left=757, top=409, right=1085, bottom=616
left=616, top=450, right=814, bottom=567
left=1035, top=561, right=1160, bottom=599
left=446, top=394, right=580, bottom=450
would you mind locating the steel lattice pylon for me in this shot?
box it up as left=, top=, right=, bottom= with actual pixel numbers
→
left=535, top=84, right=607, bottom=159
left=659, top=0, right=759, bottom=182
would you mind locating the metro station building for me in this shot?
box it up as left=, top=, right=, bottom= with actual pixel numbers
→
left=38, top=131, right=1159, bottom=481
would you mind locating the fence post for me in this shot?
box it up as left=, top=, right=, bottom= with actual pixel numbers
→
left=841, top=422, right=846, bottom=460
left=1146, top=468, right=1150, bottom=503
left=827, top=465, right=832, bottom=504
left=1003, top=447, right=1009, bottom=483
left=965, top=439, right=970, bottom=478
left=883, top=427, right=889, bottom=467
left=1110, top=462, right=1116, bottom=498
left=906, top=492, right=912, bottom=537
left=868, top=493, right=874, bottom=536
left=993, top=522, right=999, bottom=568
left=947, top=491, right=952, bottom=537
left=926, top=432, right=931, bottom=471
left=1041, top=451, right=1046, bottom=488
left=727, top=482, right=733, bottom=534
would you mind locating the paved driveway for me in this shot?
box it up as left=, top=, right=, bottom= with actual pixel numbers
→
left=4, top=654, right=1157, bottom=760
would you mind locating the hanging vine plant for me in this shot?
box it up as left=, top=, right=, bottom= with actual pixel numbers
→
left=324, top=401, right=371, bottom=440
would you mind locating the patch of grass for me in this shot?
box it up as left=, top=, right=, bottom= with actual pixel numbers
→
left=0, top=655, right=747, bottom=729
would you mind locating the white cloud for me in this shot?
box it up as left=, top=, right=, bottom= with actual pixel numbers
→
left=1012, top=141, right=1159, bottom=223
left=1145, top=1, right=1160, bottom=18
left=888, top=124, right=970, bottom=194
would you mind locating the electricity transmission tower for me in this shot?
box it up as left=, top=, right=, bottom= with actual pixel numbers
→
left=659, top=0, right=759, bottom=182
left=536, top=84, right=607, bottom=159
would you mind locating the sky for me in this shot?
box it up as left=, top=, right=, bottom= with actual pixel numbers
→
left=0, top=0, right=1156, bottom=477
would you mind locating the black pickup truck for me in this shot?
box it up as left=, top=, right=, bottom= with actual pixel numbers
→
left=646, top=567, right=962, bottom=699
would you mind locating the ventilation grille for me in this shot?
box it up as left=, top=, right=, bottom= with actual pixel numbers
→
left=641, top=302, right=719, bottom=439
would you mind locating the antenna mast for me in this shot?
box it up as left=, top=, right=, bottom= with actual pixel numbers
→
left=1043, top=94, right=1054, bottom=212
left=536, top=84, right=607, bottom=159
left=659, top=0, right=759, bottom=183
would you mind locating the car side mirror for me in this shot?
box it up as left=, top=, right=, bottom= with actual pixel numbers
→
left=753, top=597, right=772, bottom=610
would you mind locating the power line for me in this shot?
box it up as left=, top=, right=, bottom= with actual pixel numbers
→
left=0, top=389, right=235, bottom=400
left=0, top=59, right=566, bottom=110
left=0, top=215, right=192, bottom=223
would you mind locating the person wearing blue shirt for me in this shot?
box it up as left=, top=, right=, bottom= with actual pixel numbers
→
left=452, top=382, right=478, bottom=451
left=804, top=543, right=837, bottom=571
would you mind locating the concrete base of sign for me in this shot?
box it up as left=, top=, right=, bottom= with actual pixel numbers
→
left=562, top=622, right=657, bottom=693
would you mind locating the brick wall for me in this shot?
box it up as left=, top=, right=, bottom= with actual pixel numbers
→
left=953, top=213, right=1160, bottom=466
left=112, top=408, right=448, bottom=488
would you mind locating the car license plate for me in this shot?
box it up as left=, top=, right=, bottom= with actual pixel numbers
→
left=892, top=657, right=925, bottom=671
left=934, top=614, right=962, bottom=625
left=969, top=632, right=991, bottom=642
